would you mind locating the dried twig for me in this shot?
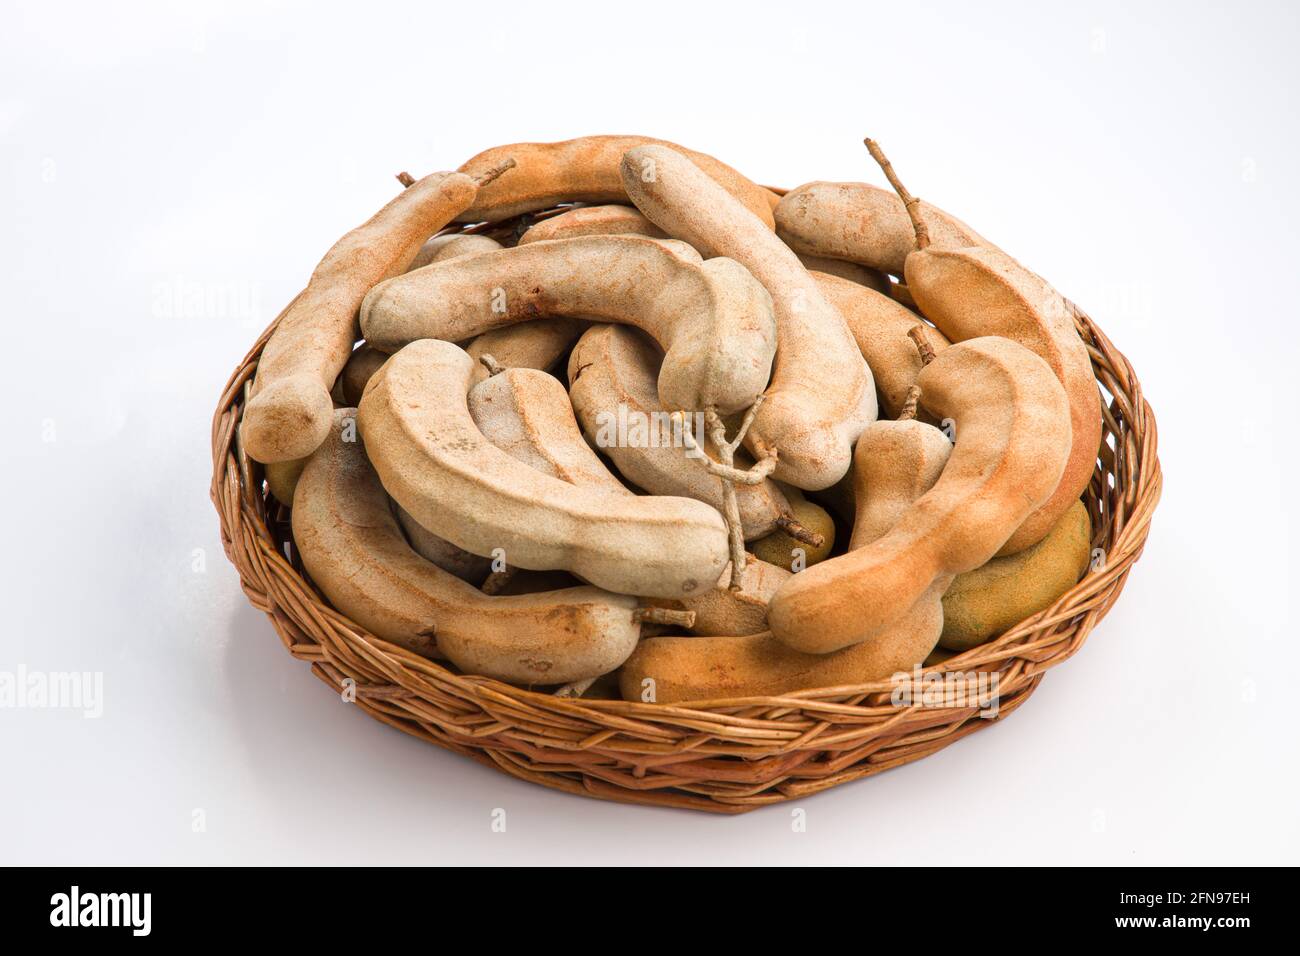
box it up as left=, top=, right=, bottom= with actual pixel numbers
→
left=897, top=384, right=922, bottom=421
left=472, top=157, right=516, bottom=188
left=775, top=514, right=825, bottom=548
left=864, top=138, right=929, bottom=250
left=908, top=326, right=936, bottom=366
left=633, top=606, right=696, bottom=628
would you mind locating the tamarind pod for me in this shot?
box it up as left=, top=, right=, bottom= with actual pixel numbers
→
left=749, top=484, right=836, bottom=569
left=398, top=359, right=629, bottom=583
left=768, top=337, right=1072, bottom=654
left=362, top=234, right=777, bottom=415
left=456, top=135, right=775, bottom=228
left=291, top=410, right=641, bottom=682
left=407, top=232, right=503, bottom=271
left=620, top=145, right=877, bottom=490
left=813, top=271, right=950, bottom=419
left=940, top=499, right=1092, bottom=651
left=394, top=503, right=492, bottom=585
left=566, top=324, right=790, bottom=540
left=466, top=317, right=587, bottom=385
left=264, top=457, right=307, bottom=505
left=243, top=170, right=480, bottom=463
left=358, top=339, right=730, bottom=599
left=468, top=366, right=629, bottom=495
left=620, top=416, right=950, bottom=702
left=338, top=345, right=388, bottom=407
left=619, top=597, right=943, bottom=704
left=847, top=419, right=952, bottom=550
left=797, top=254, right=889, bottom=294
left=774, top=180, right=988, bottom=276
left=684, top=556, right=790, bottom=636
left=859, top=138, right=1101, bottom=556
left=638, top=555, right=788, bottom=637
left=904, top=246, right=1102, bottom=555
left=518, top=204, right=667, bottom=245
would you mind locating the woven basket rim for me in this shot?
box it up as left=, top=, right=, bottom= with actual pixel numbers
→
left=209, top=201, right=1162, bottom=812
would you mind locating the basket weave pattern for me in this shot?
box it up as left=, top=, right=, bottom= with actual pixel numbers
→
left=210, top=212, right=1162, bottom=814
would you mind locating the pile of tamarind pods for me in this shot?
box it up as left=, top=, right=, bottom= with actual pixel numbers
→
left=244, top=134, right=1101, bottom=704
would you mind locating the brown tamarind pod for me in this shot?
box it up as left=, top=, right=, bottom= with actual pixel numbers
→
left=619, top=401, right=952, bottom=703
left=865, top=138, right=1102, bottom=556
left=469, top=365, right=629, bottom=495
left=362, top=234, right=777, bottom=416
left=768, top=337, right=1072, bottom=655
left=813, top=271, right=950, bottom=418
left=940, top=499, right=1092, bottom=651
left=517, top=204, right=667, bottom=244
left=457, top=135, right=775, bottom=228
left=407, top=232, right=503, bottom=271
left=566, top=323, right=791, bottom=540
left=243, top=167, right=500, bottom=463
left=291, top=410, right=642, bottom=683
left=774, top=179, right=988, bottom=276
left=465, top=317, right=587, bottom=385
left=620, top=145, right=877, bottom=490
left=358, top=339, right=731, bottom=599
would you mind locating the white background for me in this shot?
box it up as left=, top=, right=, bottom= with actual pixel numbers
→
left=2, top=0, right=1296, bottom=865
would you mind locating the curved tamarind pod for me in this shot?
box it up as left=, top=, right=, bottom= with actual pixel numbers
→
left=620, top=145, right=877, bottom=490
left=814, top=271, right=950, bottom=417
left=398, top=359, right=630, bottom=581
left=847, top=418, right=952, bottom=550
left=774, top=181, right=987, bottom=276
left=621, top=408, right=951, bottom=702
left=362, top=234, right=776, bottom=415
left=395, top=503, right=492, bottom=585
left=271, top=348, right=386, bottom=500
left=797, top=254, right=889, bottom=294
left=518, top=204, right=667, bottom=244
left=619, top=598, right=944, bottom=704
left=904, top=247, right=1101, bottom=555
left=291, top=410, right=640, bottom=682
left=456, top=135, right=775, bottom=228
left=408, top=232, right=502, bottom=271
left=469, top=366, right=629, bottom=495
left=338, top=344, right=388, bottom=407
left=864, top=139, right=1101, bottom=555
left=940, top=499, right=1091, bottom=651
left=358, top=339, right=730, bottom=599
left=567, top=324, right=790, bottom=540
left=243, top=170, right=482, bottom=463
left=465, top=317, right=587, bottom=385
left=768, top=337, right=1072, bottom=654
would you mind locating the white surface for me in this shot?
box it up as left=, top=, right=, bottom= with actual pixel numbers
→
left=1, top=0, right=1296, bottom=865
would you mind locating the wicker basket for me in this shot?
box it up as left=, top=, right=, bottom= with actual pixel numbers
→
left=209, top=203, right=1162, bottom=814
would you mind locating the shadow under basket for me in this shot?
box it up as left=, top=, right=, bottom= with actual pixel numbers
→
left=210, top=211, right=1162, bottom=814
